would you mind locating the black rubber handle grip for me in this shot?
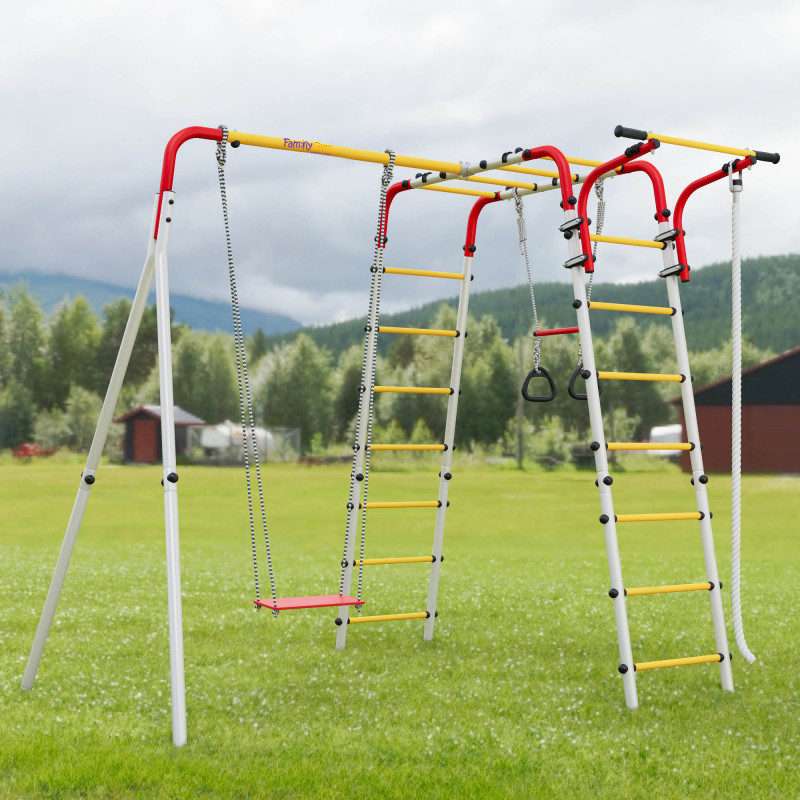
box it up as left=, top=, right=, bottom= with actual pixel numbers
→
left=754, top=150, right=780, bottom=164
left=614, top=125, right=648, bottom=141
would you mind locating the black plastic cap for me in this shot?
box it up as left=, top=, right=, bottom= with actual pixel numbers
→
left=522, top=149, right=531, bottom=159
left=444, top=472, right=452, bottom=481
left=572, top=299, right=582, bottom=308
left=467, top=244, right=476, bottom=253
left=84, top=474, right=95, bottom=485
left=402, top=180, right=409, bottom=188
left=590, top=441, right=601, bottom=452
left=618, top=663, right=629, bottom=674
left=230, top=140, right=240, bottom=148
left=754, top=150, right=780, bottom=164
left=356, top=473, right=363, bottom=482
left=335, top=617, right=343, bottom=626
left=599, top=514, right=609, bottom=524
left=581, top=369, right=591, bottom=380
left=609, top=588, right=619, bottom=598
left=167, top=472, right=179, bottom=484
left=699, top=474, right=708, bottom=484
left=479, top=160, right=487, bottom=169
left=439, top=172, right=447, bottom=179
left=614, top=125, right=648, bottom=141
left=603, top=476, right=613, bottom=486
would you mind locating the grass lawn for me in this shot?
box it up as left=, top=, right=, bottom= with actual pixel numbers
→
left=0, top=457, right=797, bottom=798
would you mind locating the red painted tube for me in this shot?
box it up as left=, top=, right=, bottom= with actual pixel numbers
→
left=155, top=126, right=224, bottom=238
left=382, top=181, right=413, bottom=247
left=522, top=146, right=575, bottom=209
left=622, top=161, right=669, bottom=221
left=576, top=139, right=660, bottom=272
left=464, top=194, right=502, bottom=255
left=673, top=156, right=755, bottom=281
left=533, top=326, right=579, bottom=337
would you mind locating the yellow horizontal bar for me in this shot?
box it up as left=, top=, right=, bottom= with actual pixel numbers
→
left=597, top=371, right=683, bottom=383
left=635, top=653, right=722, bottom=671
left=364, top=501, right=440, bottom=509
left=378, top=326, right=457, bottom=337
left=647, top=132, right=755, bottom=159
left=589, top=234, right=666, bottom=250
left=464, top=175, right=538, bottom=191
left=228, top=131, right=464, bottom=174
left=369, top=444, right=445, bottom=451
left=499, top=164, right=576, bottom=181
left=607, top=442, right=692, bottom=451
left=373, top=385, right=451, bottom=395
left=626, top=583, right=712, bottom=596
left=384, top=267, right=463, bottom=280
left=540, top=154, right=607, bottom=168
left=616, top=512, right=702, bottom=522
left=421, top=184, right=497, bottom=199
left=589, top=301, right=674, bottom=316
left=349, top=612, right=429, bottom=624
left=354, top=557, right=434, bottom=565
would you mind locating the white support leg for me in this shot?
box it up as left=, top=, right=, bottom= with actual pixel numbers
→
left=21, top=197, right=160, bottom=692
left=152, top=191, right=188, bottom=745
left=424, top=254, right=474, bottom=641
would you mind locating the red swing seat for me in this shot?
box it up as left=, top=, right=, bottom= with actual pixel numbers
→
left=254, top=594, right=365, bottom=611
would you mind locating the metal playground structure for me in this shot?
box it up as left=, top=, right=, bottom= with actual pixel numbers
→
left=21, top=124, right=779, bottom=745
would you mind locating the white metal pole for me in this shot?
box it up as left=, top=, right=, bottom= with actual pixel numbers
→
left=21, top=197, right=160, bottom=692
left=153, top=190, right=188, bottom=745
left=424, top=254, right=474, bottom=641
left=661, top=225, right=734, bottom=692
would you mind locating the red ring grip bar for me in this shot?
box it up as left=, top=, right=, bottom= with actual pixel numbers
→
left=533, top=326, right=579, bottom=337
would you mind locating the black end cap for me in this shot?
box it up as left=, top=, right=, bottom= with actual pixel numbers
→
left=618, top=663, right=629, bottom=674
left=356, top=473, right=363, bottom=482
left=444, top=472, right=452, bottom=480
left=230, top=140, right=240, bottom=148
left=590, top=441, right=601, bottom=452
left=479, top=160, right=487, bottom=169
left=609, top=588, right=619, bottom=599
left=335, top=617, right=343, bottom=626
left=754, top=150, right=780, bottom=164
left=572, top=299, right=582, bottom=308
left=599, top=514, right=610, bottom=524
left=580, top=369, right=591, bottom=380
left=614, top=125, right=648, bottom=140
left=603, top=476, right=613, bottom=486
left=167, top=472, right=179, bottom=484
left=699, top=475, right=708, bottom=484
left=84, top=474, right=95, bottom=485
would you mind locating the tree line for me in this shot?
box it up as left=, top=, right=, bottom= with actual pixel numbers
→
left=0, top=285, right=778, bottom=459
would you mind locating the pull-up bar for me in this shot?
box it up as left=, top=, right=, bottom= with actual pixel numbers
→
left=614, top=125, right=780, bottom=164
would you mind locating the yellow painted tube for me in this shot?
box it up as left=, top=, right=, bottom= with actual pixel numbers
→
left=606, top=442, right=692, bottom=451
left=500, top=165, right=576, bottom=181
left=589, top=234, right=666, bottom=250
left=421, top=185, right=497, bottom=199
left=384, top=267, right=463, bottom=280
left=348, top=612, right=428, bottom=624
left=463, top=175, right=538, bottom=191
left=373, top=386, right=451, bottom=395
left=378, top=326, right=457, bottom=337
left=589, top=301, right=674, bottom=316
left=626, top=583, right=712, bottom=596
left=616, top=512, right=702, bottom=522
left=635, top=653, right=722, bottom=671
left=354, top=557, right=435, bottom=565
left=597, top=371, right=684, bottom=383
left=646, top=132, right=755, bottom=159
left=365, top=501, right=440, bottom=509
left=369, top=444, right=445, bottom=451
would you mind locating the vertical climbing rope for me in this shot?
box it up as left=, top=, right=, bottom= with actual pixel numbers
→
left=729, top=164, right=756, bottom=663
left=514, top=190, right=540, bottom=371
left=216, top=125, right=278, bottom=613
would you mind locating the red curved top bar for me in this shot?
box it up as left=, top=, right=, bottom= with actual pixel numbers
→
left=522, top=146, right=575, bottom=208
left=155, top=126, right=224, bottom=238
left=621, top=161, right=669, bottom=221
left=383, top=181, right=413, bottom=246
left=464, top=195, right=501, bottom=254
left=576, top=140, right=660, bottom=272
left=673, top=156, right=755, bottom=282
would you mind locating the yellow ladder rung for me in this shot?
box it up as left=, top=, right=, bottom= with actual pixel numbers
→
left=635, top=653, right=723, bottom=671
left=589, top=234, right=666, bottom=250
left=384, top=267, right=463, bottom=280
left=354, top=556, right=435, bottom=565
left=499, top=164, right=579, bottom=181
left=364, top=501, right=442, bottom=509
left=348, top=612, right=429, bottom=624
left=373, top=385, right=452, bottom=395
left=421, top=185, right=497, bottom=199
left=597, top=371, right=684, bottom=383
left=616, top=512, right=702, bottom=523
left=588, top=301, right=675, bottom=316
left=607, top=442, right=693, bottom=451
left=378, top=326, right=458, bottom=337
left=369, top=444, right=445, bottom=451
left=626, top=582, right=712, bottom=596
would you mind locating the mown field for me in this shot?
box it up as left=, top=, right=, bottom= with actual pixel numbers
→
left=0, top=458, right=797, bottom=799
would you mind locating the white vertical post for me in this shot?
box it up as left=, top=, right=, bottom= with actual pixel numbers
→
left=424, top=254, right=473, bottom=641
left=22, top=197, right=160, bottom=692
left=153, top=191, right=188, bottom=745
left=661, top=225, right=733, bottom=692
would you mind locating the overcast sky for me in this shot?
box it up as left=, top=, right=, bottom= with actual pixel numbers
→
left=1, top=0, right=796, bottom=326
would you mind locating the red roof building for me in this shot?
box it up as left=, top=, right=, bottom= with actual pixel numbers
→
left=113, top=405, right=204, bottom=464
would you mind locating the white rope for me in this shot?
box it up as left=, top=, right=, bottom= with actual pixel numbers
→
left=730, top=166, right=756, bottom=663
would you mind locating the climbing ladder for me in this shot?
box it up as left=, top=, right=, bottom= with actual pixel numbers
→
left=562, top=139, right=734, bottom=708
left=335, top=184, right=491, bottom=649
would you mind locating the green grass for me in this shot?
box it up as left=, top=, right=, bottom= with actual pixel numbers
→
left=1, top=459, right=797, bottom=799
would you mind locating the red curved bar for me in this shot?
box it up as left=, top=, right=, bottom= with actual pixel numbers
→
left=154, top=126, right=224, bottom=238
left=464, top=195, right=502, bottom=254
left=622, top=161, right=669, bottom=221
left=382, top=181, right=413, bottom=247
left=576, top=140, right=660, bottom=272
left=522, top=146, right=575, bottom=209
left=673, top=156, right=754, bottom=282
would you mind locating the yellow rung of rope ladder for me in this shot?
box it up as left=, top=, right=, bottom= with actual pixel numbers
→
left=597, top=371, right=684, bottom=383
left=354, top=557, right=435, bottom=565
left=588, top=301, right=675, bottom=316
left=384, top=267, right=463, bottom=280
left=635, top=653, right=723, bottom=671
left=369, top=444, right=445, bottom=451
left=373, top=386, right=451, bottom=395
left=499, top=164, right=578, bottom=181
left=348, top=612, right=429, bottom=624
left=607, top=442, right=693, bottom=451
left=421, top=185, right=497, bottom=199
left=378, top=326, right=458, bottom=337
left=616, top=512, right=702, bottom=523
left=589, top=234, right=666, bottom=250
left=364, top=501, right=441, bottom=509
left=626, top=582, right=712, bottom=596
left=646, top=132, right=755, bottom=159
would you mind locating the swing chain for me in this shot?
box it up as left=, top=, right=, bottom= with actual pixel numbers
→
left=514, top=189, right=540, bottom=370
left=577, top=178, right=605, bottom=367
left=216, top=124, right=278, bottom=614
